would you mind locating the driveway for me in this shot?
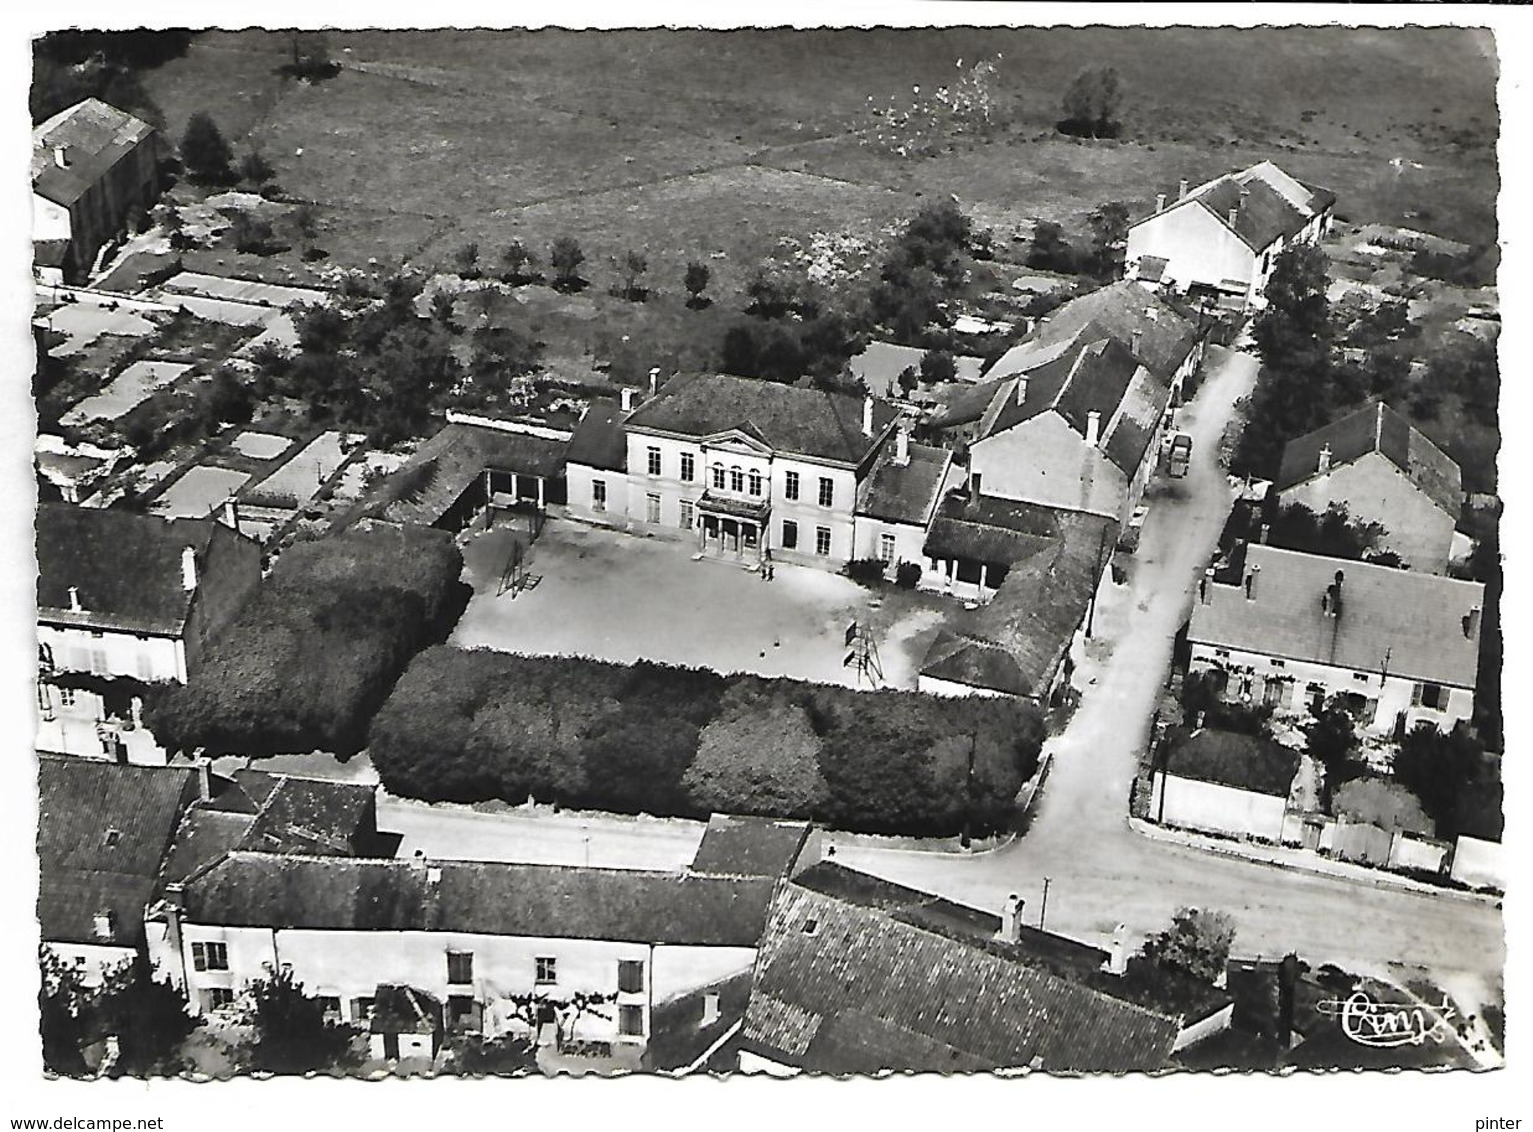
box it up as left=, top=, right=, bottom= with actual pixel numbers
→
left=829, top=343, right=1505, bottom=1012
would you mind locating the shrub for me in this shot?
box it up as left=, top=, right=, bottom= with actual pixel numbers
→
left=895, top=560, right=922, bottom=589
left=843, top=557, right=888, bottom=585
left=370, top=650, right=1044, bottom=836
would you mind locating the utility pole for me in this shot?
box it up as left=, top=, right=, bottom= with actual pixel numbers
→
left=959, top=731, right=977, bottom=850
left=1039, top=877, right=1051, bottom=931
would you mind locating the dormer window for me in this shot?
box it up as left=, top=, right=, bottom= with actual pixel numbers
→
left=103, top=828, right=121, bottom=849
left=92, top=910, right=115, bottom=942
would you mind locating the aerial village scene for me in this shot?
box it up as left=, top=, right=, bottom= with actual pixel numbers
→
left=20, top=21, right=1508, bottom=1094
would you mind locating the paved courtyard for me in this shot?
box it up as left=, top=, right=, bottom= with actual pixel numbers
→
left=450, top=519, right=950, bottom=691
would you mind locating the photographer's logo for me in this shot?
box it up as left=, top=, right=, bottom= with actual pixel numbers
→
left=1316, top=990, right=1456, bottom=1048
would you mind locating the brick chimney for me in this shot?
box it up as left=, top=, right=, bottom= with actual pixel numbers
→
left=1244, top=563, right=1261, bottom=601
left=181, top=546, right=198, bottom=592
left=54, top=145, right=69, bottom=169
left=1178, top=178, right=1189, bottom=200
left=1155, top=192, right=1166, bottom=213
left=997, top=894, right=1025, bottom=943
left=1103, top=923, right=1130, bottom=976
left=220, top=497, right=239, bottom=531
left=969, top=470, right=982, bottom=497
left=620, top=387, right=636, bottom=413
left=1464, top=606, right=1482, bottom=639
left=894, top=424, right=910, bottom=466
left=701, top=992, right=721, bottom=1027
left=1228, top=206, right=1240, bottom=227
left=1131, top=330, right=1143, bottom=357
left=1085, top=409, right=1101, bottom=447
left=68, top=586, right=82, bottom=612
left=1014, top=375, right=1028, bottom=406
left=1317, top=443, right=1333, bottom=474
left=648, top=367, right=660, bottom=397
left=862, top=395, right=875, bottom=438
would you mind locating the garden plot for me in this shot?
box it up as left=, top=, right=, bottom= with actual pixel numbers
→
left=40, top=301, right=160, bottom=357
left=244, top=430, right=351, bottom=508
left=152, top=464, right=252, bottom=520
left=61, top=360, right=194, bottom=426
left=451, top=520, right=948, bottom=692
left=230, top=430, right=295, bottom=460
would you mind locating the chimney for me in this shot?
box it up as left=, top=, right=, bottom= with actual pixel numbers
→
left=92, top=910, right=116, bottom=942
left=969, top=470, right=982, bottom=498
left=1130, top=330, right=1143, bottom=357
left=1104, top=923, right=1129, bottom=976
left=1228, top=207, right=1240, bottom=228
left=68, top=586, right=82, bottom=612
left=997, top=894, right=1025, bottom=943
left=620, top=387, right=636, bottom=413
left=1199, top=568, right=1212, bottom=604
left=1178, top=178, right=1189, bottom=200
left=1323, top=570, right=1345, bottom=619
left=1155, top=192, right=1166, bottom=213
left=701, top=992, right=721, bottom=1027
left=1317, top=443, right=1333, bottom=474
left=1085, top=409, right=1101, bottom=447
left=1244, top=563, right=1260, bottom=601
left=1463, top=606, right=1481, bottom=639
left=862, top=395, right=875, bottom=438
left=54, top=145, right=69, bottom=169
left=894, top=424, right=910, bottom=466
left=181, top=546, right=198, bottom=592
left=1258, top=523, right=1270, bottom=544
left=648, top=367, right=660, bottom=397
left=1014, top=375, right=1028, bottom=406
left=194, top=756, right=212, bottom=802
left=220, top=496, right=239, bottom=531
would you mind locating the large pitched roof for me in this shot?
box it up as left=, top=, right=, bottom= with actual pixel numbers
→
left=32, top=98, right=156, bottom=207
left=1188, top=544, right=1484, bottom=688
left=236, top=777, right=376, bottom=856
left=1142, top=161, right=1335, bottom=254
left=1023, top=281, right=1201, bottom=384
left=565, top=400, right=627, bottom=472
left=1276, top=400, right=1462, bottom=520
left=36, top=503, right=229, bottom=635
left=688, top=814, right=812, bottom=879
left=625, top=373, right=897, bottom=466
left=38, top=755, right=198, bottom=948
left=856, top=439, right=951, bottom=527
left=1163, top=728, right=1300, bottom=797
left=740, top=863, right=1185, bottom=1073
left=180, top=853, right=778, bottom=947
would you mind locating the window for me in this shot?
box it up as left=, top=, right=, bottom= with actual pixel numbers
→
left=447, top=995, right=477, bottom=1029
left=680, top=453, right=695, bottom=482
left=878, top=532, right=896, bottom=562
left=818, top=477, right=834, bottom=508
left=191, top=941, right=228, bottom=972
left=781, top=520, right=798, bottom=550
left=748, top=469, right=763, bottom=497
left=679, top=500, right=694, bottom=530
left=712, top=465, right=726, bottom=490
left=1269, top=659, right=1285, bottom=669
left=1354, top=672, right=1371, bottom=683
left=1415, top=683, right=1446, bottom=710
left=784, top=470, right=800, bottom=501
left=351, top=997, right=375, bottom=1023
left=90, top=647, right=108, bottom=676
left=646, top=492, right=661, bottom=524
left=730, top=466, right=745, bottom=493
left=58, top=686, right=76, bottom=708
left=647, top=446, right=662, bottom=477
left=619, top=1005, right=644, bottom=1037
left=592, top=479, right=607, bottom=513
left=815, top=526, right=832, bottom=556
left=618, top=960, right=645, bottom=994
left=535, top=957, right=557, bottom=985
left=202, top=988, right=234, bottom=1012
left=447, top=950, right=474, bottom=985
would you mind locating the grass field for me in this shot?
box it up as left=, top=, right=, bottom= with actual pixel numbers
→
left=131, top=27, right=1498, bottom=367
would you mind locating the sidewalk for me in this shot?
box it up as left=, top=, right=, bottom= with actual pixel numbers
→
left=1128, top=817, right=1501, bottom=906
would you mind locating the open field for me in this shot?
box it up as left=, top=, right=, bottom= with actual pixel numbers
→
left=450, top=519, right=949, bottom=692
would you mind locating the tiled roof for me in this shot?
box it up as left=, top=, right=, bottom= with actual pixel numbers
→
left=36, top=503, right=230, bottom=635
left=922, top=502, right=1115, bottom=698
left=1163, top=728, right=1300, bottom=797
left=1027, top=281, right=1201, bottom=384
left=1102, top=365, right=1173, bottom=479
left=926, top=377, right=1007, bottom=430
left=923, top=489, right=1063, bottom=567
left=740, top=863, right=1184, bottom=1073
left=1188, top=544, right=1484, bottom=687
left=38, top=755, right=199, bottom=947
left=236, top=777, right=376, bottom=856
left=1145, top=162, right=1335, bottom=254
left=856, top=440, right=951, bottom=527
left=32, top=98, right=156, bottom=208
left=625, top=374, right=898, bottom=466
left=1276, top=400, right=1462, bottom=520
left=688, top=814, right=811, bottom=879
left=565, top=400, right=627, bottom=472
left=181, top=854, right=778, bottom=947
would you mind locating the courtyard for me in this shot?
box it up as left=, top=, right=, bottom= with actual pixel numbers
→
left=450, top=518, right=952, bottom=692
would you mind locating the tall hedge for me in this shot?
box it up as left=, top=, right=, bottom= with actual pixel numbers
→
left=145, top=525, right=469, bottom=758
left=370, top=648, right=1043, bottom=837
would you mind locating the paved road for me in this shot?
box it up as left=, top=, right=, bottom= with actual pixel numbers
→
left=830, top=344, right=1506, bottom=1004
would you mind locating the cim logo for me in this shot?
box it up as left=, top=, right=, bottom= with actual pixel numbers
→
left=1316, top=990, right=1457, bottom=1048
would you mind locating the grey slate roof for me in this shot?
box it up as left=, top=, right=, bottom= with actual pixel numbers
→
left=236, top=777, right=376, bottom=856
left=1027, top=281, right=1201, bottom=384
left=180, top=853, right=778, bottom=947
left=856, top=440, right=951, bottom=527
left=625, top=373, right=898, bottom=466
left=1276, top=400, right=1463, bottom=520
left=565, top=400, right=627, bottom=471
left=1163, top=728, right=1300, bottom=797
left=1188, top=544, right=1484, bottom=688
left=740, top=863, right=1185, bottom=1073
left=688, top=814, right=811, bottom=879
left=38, top=755, right=199, bottom=948
left=32, top=98, right=156, bottom=207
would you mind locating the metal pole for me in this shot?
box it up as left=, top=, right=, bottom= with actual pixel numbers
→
left=1039, top=877, right=1051, bottom=931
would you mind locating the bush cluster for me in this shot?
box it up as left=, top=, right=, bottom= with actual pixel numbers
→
left=145, top=526, right=469, bottom=758
left=369, top=649, right=1045, bottom=836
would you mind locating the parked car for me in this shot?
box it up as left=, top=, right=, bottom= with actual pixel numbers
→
left=1167, top=432, right=1193, bottom=478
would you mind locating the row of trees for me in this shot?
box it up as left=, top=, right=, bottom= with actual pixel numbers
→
left=145, top=526, right=468, bottom=758
left=369, top=648, right=1045, bottom=837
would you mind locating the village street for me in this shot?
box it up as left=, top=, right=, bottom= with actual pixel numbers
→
left=828, top=343, right=1507, bottom=1007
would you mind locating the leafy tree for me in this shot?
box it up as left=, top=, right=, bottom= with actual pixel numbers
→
left=1086, top=201, right=1131, bottom=278
left=1306, top=696, right=1365, bottom=805
left=96, top=953, right=200, bottom=1077
left=238, top=150, right=275, bottom=186
left=500, top=239, right=537, bottom=284
left=1266, top=502, right=1392, bottom=563
left=1141, top=908, right=1236, bottom=985
left=1332, top=777, right=1433, bottom=836
left=745, top=269, right=800, bottom=319
left=1391, top=723, right=1489, bottom=837
left=230, top=213, right=280, bottom=256
left=684, top=691, right=831, bottom=817
left=1059, top=67, right=1124, bottom=138
left=618, top=249, right=649, bottom=300
left=283, top=32, right=340, bottom=82
left=180, top=111, right=234, bottom=185
left=453, top=241, right=481, bottom=279
left=1026, top=220, right=1081, bottom=274
left=209, top=369, right=256, bottom=425
left=550, top=236, right=585, bottom=291
left=721, top=323, right=762, bottom=377
left=291, top=202, right=320, bottom=241
left=239, top=966, right=359, bottom=1075
left=897, top=365, right=919, bottom=397
left=430, top=289, right=457, bottom=326
left=39, top=947, right=91, bottom=1077
left=920, top=349, right=957, bottom=385
left=684, top=260, right=711, bottom=308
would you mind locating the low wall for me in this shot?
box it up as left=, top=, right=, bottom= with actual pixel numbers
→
left=1149, top=772, right=1286, bottom=842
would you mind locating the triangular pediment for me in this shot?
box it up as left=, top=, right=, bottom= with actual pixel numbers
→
left=701, top=425, right=774, bottom=456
